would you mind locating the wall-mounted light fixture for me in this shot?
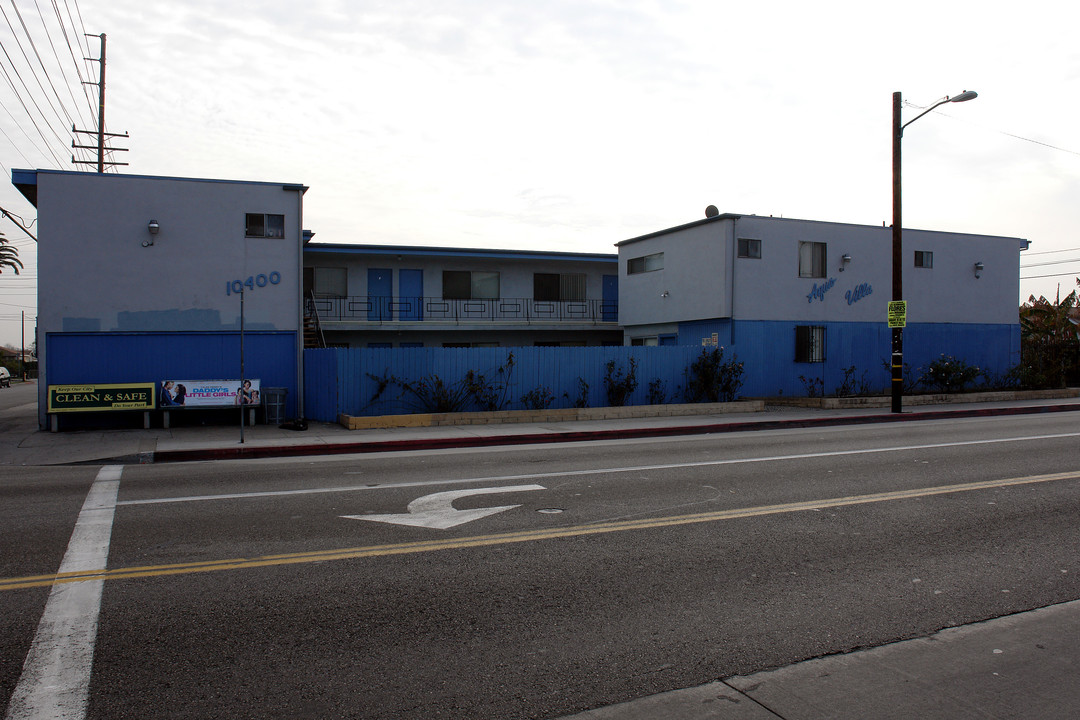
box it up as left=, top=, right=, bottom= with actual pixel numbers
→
left=840, top=254, right=852, bottom=272
left=143, top=219, right=160, bottom=247
left=660, top=290, right=670, bottom=298
left=973, top=261, right=984, bottom=279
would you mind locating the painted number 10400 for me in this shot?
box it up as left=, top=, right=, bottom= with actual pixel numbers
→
left=226, top=272, right=281, bottom=295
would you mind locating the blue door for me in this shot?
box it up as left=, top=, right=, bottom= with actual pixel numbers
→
left=399, top=269, right=423, bottom=321
left=602, top=275, right=618, bottom=322
left=368, top=268, right=391, bottom=321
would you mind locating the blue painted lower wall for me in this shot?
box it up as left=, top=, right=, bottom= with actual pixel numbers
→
left=678, top=319, right=1020, bottom=397
left=45, top=331, right=299, bottom=423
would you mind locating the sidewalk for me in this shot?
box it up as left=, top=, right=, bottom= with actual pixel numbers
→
left=555, top=599, right=1080, bottom=719
left=2, top=379, right=1079, bottom=466
left=4, top=379, right=1080, bottom=718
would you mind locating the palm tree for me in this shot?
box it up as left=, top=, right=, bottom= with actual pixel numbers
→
left=0, top=231, right=22, bottom=274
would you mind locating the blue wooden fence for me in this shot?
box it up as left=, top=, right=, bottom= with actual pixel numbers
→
left=303, top=346, right=713, bottom=422
left=301, top=321, right=1019, bottom=422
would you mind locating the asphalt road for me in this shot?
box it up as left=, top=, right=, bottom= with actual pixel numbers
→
left=3, top=412, right=1080, bottom=719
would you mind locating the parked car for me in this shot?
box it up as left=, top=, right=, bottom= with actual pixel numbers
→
left=0, top=366, right=10, bottom=388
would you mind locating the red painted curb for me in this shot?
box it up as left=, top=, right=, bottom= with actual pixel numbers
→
left=146, top=403, right=1080, bottom=464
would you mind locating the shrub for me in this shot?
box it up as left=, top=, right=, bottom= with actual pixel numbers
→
left=366, top=353, right=516, bottom=413
left=565, top=377, right=590, bottom=408
left=798, top=375, right=824, bottom=398
left=647, top=378, right=667, bottom=405
left=520, top=386, right=555, bottom=410
left=684, top=347, right=744, bottom=403
left=834, top=365, right=872, bottom=397
left=604, top=358, right=638, bottom=407
left=920, top=354, right=980, bottom=393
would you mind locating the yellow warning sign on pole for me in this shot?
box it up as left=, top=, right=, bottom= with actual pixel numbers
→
left=888, top=300, right=907, bottom=328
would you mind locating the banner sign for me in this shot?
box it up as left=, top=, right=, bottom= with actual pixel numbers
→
left=159, top=379, right=260, bottom=408
left=48, top=383, right=156, bottom=413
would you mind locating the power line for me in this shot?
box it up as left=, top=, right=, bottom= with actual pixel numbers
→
left=0, top=37, right=66, bottom=166
left=7, top=0, right=80, bottom=131
left=1020, top=271, right=1080, bottom=281
left=0, top=2, right=72, bottom=142
left=905, top=100, right=1080, bottom=157
left=1023, top=247, right=1080, bottom=256
left=50, top=0, right=94, bottom=119
left=31, top=0, right=93, bottom=130
left=0, top=0, right=105, bottom=168
left=1021, top=257, right=1080, bottom=269
left=0, top=68, right=61, bottom=164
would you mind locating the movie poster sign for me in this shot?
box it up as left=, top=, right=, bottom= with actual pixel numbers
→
left=48, top=383, right=156, bottom=413
left=159, top=379, right=260, bottom=408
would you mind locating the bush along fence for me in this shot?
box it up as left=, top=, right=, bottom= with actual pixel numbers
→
left=303, top=345, right=745, bottom=423
left=302, top=345, right=1034, bottom=423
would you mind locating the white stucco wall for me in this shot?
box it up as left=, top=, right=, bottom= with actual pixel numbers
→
left=37, top=171, right=304, bottom=334
left=618, top=214, right=1024, bottom=329
left=617, top=221, right=731, bottom=326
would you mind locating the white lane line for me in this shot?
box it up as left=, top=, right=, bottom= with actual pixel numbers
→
left=5, top=466, right=121, bottom=720
left=117, top=431, right=1080, bottom=507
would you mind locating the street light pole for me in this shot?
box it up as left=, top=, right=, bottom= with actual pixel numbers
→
left=890, top=90, right=978, bottom=414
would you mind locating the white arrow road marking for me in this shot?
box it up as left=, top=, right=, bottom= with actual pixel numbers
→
left=342, top=484, right=546, bottom=529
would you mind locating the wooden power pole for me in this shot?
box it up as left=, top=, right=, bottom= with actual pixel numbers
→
left=72, top=33, right=129, bottom=172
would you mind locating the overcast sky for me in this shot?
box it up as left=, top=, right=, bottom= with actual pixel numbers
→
left=2, top=0, right=1079, bottom=348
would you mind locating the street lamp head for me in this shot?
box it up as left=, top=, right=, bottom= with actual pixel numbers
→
left=950, top=90, right=978, bottom=103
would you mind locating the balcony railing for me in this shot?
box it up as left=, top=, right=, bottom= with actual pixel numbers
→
left=307, top=296, right=618, bottom=324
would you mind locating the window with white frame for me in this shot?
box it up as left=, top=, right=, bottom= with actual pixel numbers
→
left=798, top=242, right=826, bottom=278
left=245, top=213, right=285, bottom=238
left=738, top=238, right=761, bottom=259
left=627, top=252, right=664, bottom=274
left=443, top=270, right=500, bottom=300
left=630, top=336, right=658, bottom=346
left=914, top=250, right=933, bottom=268
left=795, top=325, right=825, bottom=363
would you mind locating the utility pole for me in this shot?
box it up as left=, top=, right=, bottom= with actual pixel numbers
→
left=72, top=33, right=129, bottom=172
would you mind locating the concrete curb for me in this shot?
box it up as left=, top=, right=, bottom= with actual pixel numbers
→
left=142, top=401, right=1080, bottom=465
left=337, top=400, right=766, bottom=430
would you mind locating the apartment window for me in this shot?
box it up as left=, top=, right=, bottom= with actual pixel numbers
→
left=738, top=238, right=761, bottom=259
left=627, top=252, right=664, bottom=275
left=311, top=267, right=347, bottom=298
left=245, top=213, right=285, bottom=238
left=443, top=270, right=500, bottom=300
left=795, top=326, right=826, bottom=363
left=915, top=250, right=934, bottom=268
left=534, top=273, right=586, bottom=301
left=798, top=242, right=826, bottom=278
left=630, top=336, right=659, bottom=346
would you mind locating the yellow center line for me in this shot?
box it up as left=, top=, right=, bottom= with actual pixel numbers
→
left=3, top=470, right=1078, bottom=592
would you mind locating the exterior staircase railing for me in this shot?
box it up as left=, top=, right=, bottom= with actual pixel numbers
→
left=303, top=290, right=327, bottom=348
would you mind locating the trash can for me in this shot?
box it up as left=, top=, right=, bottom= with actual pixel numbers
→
left=263, top=387, right=288, bottom=425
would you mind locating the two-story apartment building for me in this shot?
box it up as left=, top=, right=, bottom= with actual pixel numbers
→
left=303, top=243, right=621, bottom=348
left=618, top=212, right=1027, bottom=396
left=13, top=169, right=306, bottom=428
